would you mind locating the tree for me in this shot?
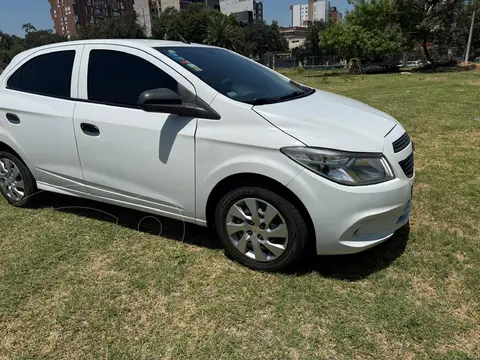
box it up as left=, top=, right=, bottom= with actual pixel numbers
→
left=152, top=7, right=180, bottom=40
left=464, top=0, right=480, bottom=61
left=347, top=0, right=400, bottom=31
left=22, top=23, right=66, bottom=49
left=292, top=20, right=328, bottom=63
left=305, top=20, right=327, bottom=57
left=204, top=14, right=239, bottom=50
left=243, top=21, right=287, bottom=59
left=394, top=0, right=464, bottom=65
left=79, top=14, right=146, bottom=39
left=152, top=4, right=213, bottom=43
left=0, top=31, right=25, bottom=70
left=321, top=21, right=405, bottom=62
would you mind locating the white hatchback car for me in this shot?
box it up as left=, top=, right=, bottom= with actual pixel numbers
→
left=0, top=40, right=414, bottom=271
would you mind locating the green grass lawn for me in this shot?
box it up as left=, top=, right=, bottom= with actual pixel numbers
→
left=1, top=71, right=479, bottom=359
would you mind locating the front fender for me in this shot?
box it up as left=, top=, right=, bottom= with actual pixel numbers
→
left=195, top=150, right=304, bottom=224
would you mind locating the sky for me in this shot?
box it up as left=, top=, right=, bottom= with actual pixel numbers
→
left=0, top=0, right=353, bottom=36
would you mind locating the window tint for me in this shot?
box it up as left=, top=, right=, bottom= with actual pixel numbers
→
left=7, top=50, right=75, bottom=98
left=156, top=47, right=310, bottom=105
left=88, top=50, right=178, bottom=108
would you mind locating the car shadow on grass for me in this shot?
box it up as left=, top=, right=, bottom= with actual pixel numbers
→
left=291, top=223, right=410, bottom=280
left=39, top=192, right=409, bottom=279
left=39, top=192, right=222, bottom=250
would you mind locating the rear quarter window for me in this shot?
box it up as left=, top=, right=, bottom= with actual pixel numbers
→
left=6, top=50, right=75, bottom=99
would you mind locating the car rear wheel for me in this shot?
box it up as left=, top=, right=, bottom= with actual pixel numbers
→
left=0, top=151, right=37, bottom=207
left=215, top=186, right=308, bottom=271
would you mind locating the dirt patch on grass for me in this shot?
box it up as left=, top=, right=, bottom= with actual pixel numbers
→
left=412, top=277, right=437, bottom=300
left=438, top=326, right=480, bottom=355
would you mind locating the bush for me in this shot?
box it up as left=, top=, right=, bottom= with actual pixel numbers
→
left=296, top=66, right=306, bottom=75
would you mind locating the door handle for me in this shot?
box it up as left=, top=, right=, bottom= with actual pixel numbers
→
left=6, top=113, right=20, bottom=124
left=80, top=123, right=100, bottom=136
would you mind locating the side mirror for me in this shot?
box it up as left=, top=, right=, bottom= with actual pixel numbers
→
left=138, top=88, right=220, bottom=120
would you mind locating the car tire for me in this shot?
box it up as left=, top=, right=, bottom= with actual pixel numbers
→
left=215, top=186, right=308, bottom=271
left=0, top=151, right=37, bottom=208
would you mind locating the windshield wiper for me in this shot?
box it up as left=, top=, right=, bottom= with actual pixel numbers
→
left=249, top=90, right=307, bottom=106
left=275, top=90, right=305, bottom=102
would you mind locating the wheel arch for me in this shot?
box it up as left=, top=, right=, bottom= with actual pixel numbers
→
left=0, top=141, right=31, bottom=169
left=205, top=172, right=316, bottom=243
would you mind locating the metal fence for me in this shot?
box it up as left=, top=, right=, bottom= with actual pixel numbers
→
left=259, top=49, right=473, bottom=76
left=261, top=54, right=345, bottom=70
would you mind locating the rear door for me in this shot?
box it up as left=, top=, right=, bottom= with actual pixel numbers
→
left=73, top=45, right=197, bottom=222
left=0, top=45, right=86, bottom=194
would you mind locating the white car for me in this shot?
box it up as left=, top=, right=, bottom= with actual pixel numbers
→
left=0, top=40, right=414, bottom=271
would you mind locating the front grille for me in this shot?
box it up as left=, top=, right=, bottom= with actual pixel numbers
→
left=398, top=153, right=414, bottom=178
left=392, top=132, right=411, bottom=153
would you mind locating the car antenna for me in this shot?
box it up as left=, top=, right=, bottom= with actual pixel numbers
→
left=177, top=32, right=191, bottom=44
left=166, top=24, right=190, bottom=44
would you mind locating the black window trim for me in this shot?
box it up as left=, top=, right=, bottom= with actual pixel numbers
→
left=74, top=97, right=144, bottom=110
left=2, top=88, right=176, bottom=111
left=5, top=87, right=73, bottom=101
left=5, top=47, right=78, bottom=100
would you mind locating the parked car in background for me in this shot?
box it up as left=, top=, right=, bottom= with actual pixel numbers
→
left=0, top=40, right=414, bottom=271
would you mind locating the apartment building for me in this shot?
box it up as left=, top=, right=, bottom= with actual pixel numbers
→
left=48, top=0, right=77, bottom=39
left=49, top=0, right=135, bottom=38
left=49, top=0, right=221, bottom=38
left=280, top=26, right=309, bottom=50
left=133, top=0, right=160, bottom=37
left=290, top=0, right=333, bottom=27
left=219, top=0, right=263, bottom=23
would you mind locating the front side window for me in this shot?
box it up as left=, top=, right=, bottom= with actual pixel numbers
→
left=7, top=50, right=75, bottom=98
left=156, top=47, right=313, bottom=105
left=87, top=50, right=178, bottom=108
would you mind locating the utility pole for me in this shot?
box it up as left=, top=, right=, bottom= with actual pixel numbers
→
left=465, top=9, right=476, bottom=62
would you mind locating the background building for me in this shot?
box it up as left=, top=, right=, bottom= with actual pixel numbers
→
left=49, top=0, right=135, bottom=38
left=134, top=0, right=161, bottom=37
left=50, top=0, right=218, bottom=38
left=219, top=0, right=263, bottom=24
left=160, top=0, right=207, bottom=10
left=49, top=0, right=77, bottom=39
left=280, top=26, right=309, bottom=50
left=330, top=6, right=342, bottom=21
left=290, top=0, right=332, bottom=27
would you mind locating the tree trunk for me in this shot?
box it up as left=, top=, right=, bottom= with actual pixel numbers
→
left=422, top=30, right=435, bottom=69
left=465, top=9, right=476, bottom=62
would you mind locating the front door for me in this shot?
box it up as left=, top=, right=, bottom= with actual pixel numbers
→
left=73, top=45, right=197, bottom=222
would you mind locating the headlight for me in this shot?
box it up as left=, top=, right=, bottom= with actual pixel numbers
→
left=281, top=147, right=395, bottom=186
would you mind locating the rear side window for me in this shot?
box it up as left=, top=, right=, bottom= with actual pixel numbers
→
left=87, top=50, right=178, bottom=108
left=7, top=50, right=75, bottom=98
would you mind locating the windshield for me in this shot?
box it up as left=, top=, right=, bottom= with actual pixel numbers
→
left=156, top=47, right=314, bottom=105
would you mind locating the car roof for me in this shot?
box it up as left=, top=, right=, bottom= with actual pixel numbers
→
left=31, top=39, right=213, bottom=51
left=3, top=39, right=217, bottom=73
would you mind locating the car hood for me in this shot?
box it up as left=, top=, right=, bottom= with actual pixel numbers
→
left=253, top=89, right=399, bottom=153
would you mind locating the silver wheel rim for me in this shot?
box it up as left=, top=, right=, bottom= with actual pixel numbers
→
left=226, top=198, right=289, bottom=262
left=0, top=158, right=25, bottom=202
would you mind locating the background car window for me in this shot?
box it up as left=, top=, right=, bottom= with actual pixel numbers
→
left=7, top=50, right=75, bottom=98
left=88, top=50, right=178, bottom=108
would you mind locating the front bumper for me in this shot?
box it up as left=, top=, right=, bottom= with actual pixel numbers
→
left=287, top=125, right=414, bottom=255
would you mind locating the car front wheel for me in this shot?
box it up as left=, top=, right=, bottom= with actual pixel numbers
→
left=215, top=186, right=308, bottom=271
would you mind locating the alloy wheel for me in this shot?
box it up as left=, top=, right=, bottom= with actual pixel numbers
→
left=0, top=158, right=25, bottom=202
left=226, top=198, right=289, bottom=262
